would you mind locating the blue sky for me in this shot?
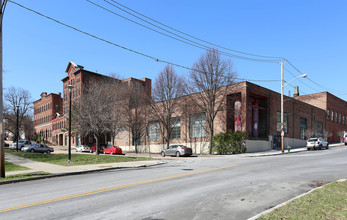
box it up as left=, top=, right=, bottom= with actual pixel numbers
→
left=4, top=0, right=347, bottom=102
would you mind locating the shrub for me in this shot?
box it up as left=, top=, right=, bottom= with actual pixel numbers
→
left=212, top=130, right=246, bottom=154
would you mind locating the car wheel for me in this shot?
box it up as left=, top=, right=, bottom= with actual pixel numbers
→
left=319, top=145, right=322, bottom=150
left=46, top=151, right=51, bottom=154
left=31, top=149, right=35, bottom=153
left=110, top=151, right=113, bottom=155
left=161, top=151, right=165, bottom=157
left=307, top=148, right=310, bottom=151
left=176, top=151, right=180, bottom=157
left=90, top=150, right=93, bottom=153
left=326, top=144, right=329, bottom=149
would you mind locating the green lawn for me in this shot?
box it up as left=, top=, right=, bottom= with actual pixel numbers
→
left=258, top=180, right=347, bottom=220
left=6, top=149, right=155, bottom=166
left=0, top=172, right=51, bottom=182
left=5, top=161, right=30, bottom=172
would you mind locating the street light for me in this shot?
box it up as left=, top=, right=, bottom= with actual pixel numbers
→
left=281, top=60, right=307, bottom=153
left=16, top=105, right=20, bottom=152
left=67, top=84, right=74, bottom=162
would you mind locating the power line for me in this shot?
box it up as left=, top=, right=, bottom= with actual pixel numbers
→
left=87, top=0, right=280, bottom=63
left=106, top=0, right=283, bottom=60
left=8, top=0, right=279, bottom=84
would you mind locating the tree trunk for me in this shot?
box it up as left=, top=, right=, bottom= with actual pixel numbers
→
left=94, top=134, right=99, bottom=155
left=209, top=123, right=214, bottom=154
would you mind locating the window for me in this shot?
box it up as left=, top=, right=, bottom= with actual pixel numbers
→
left=147, top=122, right=159, bottom=142
left=277, top=112, right=288, bottom=133
left=316, top=122, right=323, bottom=137
left=339, top=113, right=342, bottom=124
left=331, top=111, right=334, bottom=121
left=85, top=76, right=89, bottom=83
left=300, top=117, right=307, bottom=140
left=327, top=110, right=330, bottom=120
left=190, top=113, right=206, bottom=138
left=343, top=115, right=346, bottom=125
left=170, top=117, right=181, bottom=139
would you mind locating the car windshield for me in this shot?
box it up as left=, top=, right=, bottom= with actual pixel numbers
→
left=308, top=138, right=318, bottom=142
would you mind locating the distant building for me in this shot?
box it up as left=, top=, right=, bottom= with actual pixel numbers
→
left=33, top=92, right=63, bottom=143
left=294, top=91, right=347, bottom=142
left=34, top=61, right=151, bottom=146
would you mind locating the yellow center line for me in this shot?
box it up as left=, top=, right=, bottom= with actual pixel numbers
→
left=0, top=164, right=238, bottom=213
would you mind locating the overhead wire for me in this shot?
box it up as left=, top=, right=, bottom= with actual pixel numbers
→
left=87, top=0, right=280, bottom=63
left=8, top=0, right=279, bottom=84
left=105, top=0, right=282, bottom=60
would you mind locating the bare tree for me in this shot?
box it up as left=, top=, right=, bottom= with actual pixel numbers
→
left=4, top=87, right=33, bottom=141
left=187, top=48, right=237, bottom=154
left=22, top=116, right=34, bottom=140
left=337, top=130, right=345, bottom=143
left=304, top=129, right=316, bottom=139
left=73, top=79, right=122, bottom=154
left=151, top=65, right=185, bottom=150
left=119, top=82, right=150, bottom=153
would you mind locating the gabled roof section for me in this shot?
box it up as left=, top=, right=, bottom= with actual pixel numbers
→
left=65, top=61, right=84, bottom=74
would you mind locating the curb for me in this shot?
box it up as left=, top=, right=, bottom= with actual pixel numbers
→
left=0, top=161, right=166, bottom=186
left=245, top=143, right=345, bottom=158
left=247, top=179, right=347, bottom=220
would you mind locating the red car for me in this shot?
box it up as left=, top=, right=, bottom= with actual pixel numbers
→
left=90, top=144, right=107, bottom=153
left=103, top=145, right=122, bottom=155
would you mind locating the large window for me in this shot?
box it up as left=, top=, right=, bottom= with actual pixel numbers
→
left=147, top=122, right=160, bottom=142
left=170, top=117, right=181, bottom=140
left=331, top=111, right=334, bottom=121
left=277, top=112, right=288, bottom=133
left=300, top=117, right=307, bottom=140
left=190, top=113, right=206, bottom=138
left=316, top=122, right=323, bottom=137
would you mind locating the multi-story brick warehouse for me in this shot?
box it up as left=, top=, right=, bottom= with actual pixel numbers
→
left=34, top=61, right=151, bottom=147
left=294, top=92, right=347, bottom=142
left=34, top=62, right=346, bottom=152
left=33, top=92, right=63, bottom=143
left=117, top=81, right=331, bottom=154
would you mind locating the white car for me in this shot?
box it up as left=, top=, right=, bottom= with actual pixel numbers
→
left=75, top=145, right=91, bottom=153
left=9, top=140, right=32, bottom=150
left=306, top=137, right=329, bottom=150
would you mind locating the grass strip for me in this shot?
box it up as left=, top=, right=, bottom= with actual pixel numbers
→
left=0, top=172, right=51, bottom=182
left=258, top=180, right=347, bottom=220
left=5, top=161, right=30, bottom=172
left=6, top=149, right=154, bottom=166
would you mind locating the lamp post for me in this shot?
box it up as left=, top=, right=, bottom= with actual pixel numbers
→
left=16, top=105, right=20, bottom=152
left=67, top=84, right=74, bottom=162
left=281, top=60, right=307, bottom=153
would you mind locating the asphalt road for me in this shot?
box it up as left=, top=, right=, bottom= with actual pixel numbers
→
left=1, top=146, right=347, bottom=220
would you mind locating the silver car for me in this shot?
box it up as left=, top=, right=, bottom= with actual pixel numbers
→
left=75, top=145, right=91, bottom=153
left=161, top=145, right=192, bottom=157
left=9, top=140, right=32, bottom=150
left=306, top=137, right=329, bottom=150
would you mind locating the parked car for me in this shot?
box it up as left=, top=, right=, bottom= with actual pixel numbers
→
left=75, top=145, right=91, bottom=153
left=103, top=145, right=122, bottom=155
left=21, top=144, right=54, bottom=154
left=90, top=143, right=107, bottom=153
left=9, top=140, right=32, bottom=150
left=344, top=132, right=347, bottom=145
left=306, top=137, right=329, bottom=150
left=161, top=145, right=192, bottom=157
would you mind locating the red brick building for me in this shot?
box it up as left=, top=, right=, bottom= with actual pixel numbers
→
left=294, top=92, right=347, bottom=142
left=33, top=92, right=63, bottom=143
left=117, top=81, right=328, bottom=153
left=36, top=61, right=151, bottom=147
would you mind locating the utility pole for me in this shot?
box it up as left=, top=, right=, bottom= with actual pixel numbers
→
left=0, top=0, right=8, bottom=178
